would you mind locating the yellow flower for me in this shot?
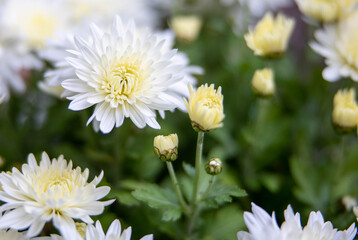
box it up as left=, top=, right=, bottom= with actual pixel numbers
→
left=295, top=0, right=357, bottom=22
left=171, top=15, right=202, bottom=42
left=332, top=88, right=358, bottom=131
left=184, top=83, right=224, bottom=132
left=154, top=134, right=179, bottom=162
left=251, top=68, right=275, bottom=97
left=244, top=12, right=295, bottom=58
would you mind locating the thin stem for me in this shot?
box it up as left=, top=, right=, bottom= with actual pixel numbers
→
left=187, top=207, right=200, bottom=237
left=334, top=135, right=348, bottom=182
left=199, top=175, right=216, bottom=201
left=192, top=131, right=205, bottom=203
left=166, top=161, right=190, bottom=214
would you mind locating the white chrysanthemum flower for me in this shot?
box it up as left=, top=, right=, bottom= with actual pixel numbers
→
left=64, top=0, right=158, bottom=28
left=61, top=16, right=201, bottom=133
left=0, top=152, right=114, bottom=240
left=0, top=229, right=30, bottom=240
left=0, top=38, right=43, bottom=102
left=311, top=9, right=358, bottom=82
left=243, top=0, right=293, bottom=17
left=0, top=0, right=72, bottom=49
left=237, top=203, right=357, bottom=240
left=85, top=219, right=153, bottom=240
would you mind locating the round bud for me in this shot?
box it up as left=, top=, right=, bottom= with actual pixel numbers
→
left=205, top=158, right=223, bottom=175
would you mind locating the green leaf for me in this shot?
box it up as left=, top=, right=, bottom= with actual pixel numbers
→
left=108, top=190, right=140, bottom=206
left=183, top=162, right=196, bottom=177
left=202, top=183, right=246, bottom=208
left=202, top=204, right=245, bottom=240
left=129, top=181, right=182, bottom=221
left=162, top=207, right=182, bottom=221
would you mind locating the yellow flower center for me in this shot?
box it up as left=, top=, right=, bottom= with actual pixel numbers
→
left=201, top=97, right=221, bottom=109
left=102, top=60, right=143, bottom=105
left=32, top=169, right=77, bottom=201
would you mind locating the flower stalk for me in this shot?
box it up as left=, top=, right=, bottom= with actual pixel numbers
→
left=166, top=161, right=190, bottom=214
left=192, top=131, right=205, bottom=203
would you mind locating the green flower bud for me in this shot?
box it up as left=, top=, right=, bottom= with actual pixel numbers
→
left=205, top=158, right=223, bottom=175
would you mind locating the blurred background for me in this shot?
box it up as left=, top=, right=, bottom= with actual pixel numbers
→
left=1, top=0, right=358, bottom=239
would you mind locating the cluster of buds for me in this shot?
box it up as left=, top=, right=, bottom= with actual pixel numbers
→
left=332, top=88, right=358, bottom=133
left=205, top=158, right=223, bottom=175
left=153, top=134, right=179, bottom=162
left=185, top=83, right=225, bottom=132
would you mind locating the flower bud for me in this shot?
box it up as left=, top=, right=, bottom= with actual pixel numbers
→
left=332, top=88, right=358, bottom=132
left=153, top=134, right=179, bottom=162
left=244, top=12, right=295, bottom=58
left=353, top=206, right=358, bottom=220
left=184, top=83, right=225, bottom=132
left=171, top=15, right=202, bottom=42
left=342, top=195, right=357, bottom=211
left=205, top=158, right=223, bottom=175
left=251, top=68, right=275, bottom=97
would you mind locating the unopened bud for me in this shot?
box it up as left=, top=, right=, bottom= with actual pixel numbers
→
left=171, top=15, right=202, bottom=42
left=252, top=68, right=275, bottom=98
left=205, top=158, right=223, bottom=175
left=342, top=196, right=357, bottom=211
left=353, top=206, right=358, bottom=220
left=154, top=134, right=178, bottom=162
left=332, top=88, right=358, bottom=133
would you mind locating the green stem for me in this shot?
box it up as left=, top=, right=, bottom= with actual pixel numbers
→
left=187, top=207, right=200, bottom=237
left=199, top=175, right=216, bottom=201
left=334, top=135, right=348, bottom=182
left=192, top=131, right=205, bottom=203
left=166, top=162, right=190, bottom=214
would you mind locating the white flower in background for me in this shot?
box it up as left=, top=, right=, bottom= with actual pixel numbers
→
left=85, top=220, right=153, bottom=240
left=0, top=152, right=114, bottom=240
left=0, top=0, right=72, bottom=49
left=0, top=38, right=43, bottom=103
left=295, top=0, right=358, bottom=22
left=311, top=9, right=358, bottom=82
left=61, top=16, right=201, bottom=134
left=243, top=0, right=293, bottom=17
left=237, top=203, right=357, bottom=240
left=64, top=0, right=158, bottom=28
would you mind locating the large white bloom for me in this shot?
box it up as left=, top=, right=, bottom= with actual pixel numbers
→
left=237, top=203, right=357, bottom=240
left=61, top=16, right=201, bottom=133
left=310, top=9, right=358, bottom=82
left=0, top=152, right=114, bottom=240
left=0, top=0, right=72, bottom=49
